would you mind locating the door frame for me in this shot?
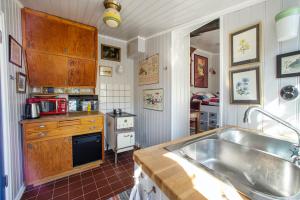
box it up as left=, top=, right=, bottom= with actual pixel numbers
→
left=0, top=11, right=12, bottom=200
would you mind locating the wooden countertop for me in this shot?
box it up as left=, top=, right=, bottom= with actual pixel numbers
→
left=133, top=128, right=249, bottom=200
left=20, top=111, right=104, bottom=124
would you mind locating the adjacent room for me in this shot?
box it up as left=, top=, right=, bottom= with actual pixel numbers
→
left=1, top=0, right=300, bottom=200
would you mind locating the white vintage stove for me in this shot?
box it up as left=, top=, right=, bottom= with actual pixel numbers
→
left=106, top=112, right=136, bottom=163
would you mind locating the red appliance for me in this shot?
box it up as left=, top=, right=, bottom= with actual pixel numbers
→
left=26, top=97, right=67, bottom=115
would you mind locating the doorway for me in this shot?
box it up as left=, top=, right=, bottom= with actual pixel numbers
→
left=189, top=19, right=221, bottom=134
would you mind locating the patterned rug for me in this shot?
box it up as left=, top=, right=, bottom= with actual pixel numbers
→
left=108, top=189, right=131, bottom=200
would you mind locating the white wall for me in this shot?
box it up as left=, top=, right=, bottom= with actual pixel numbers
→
left=0, top=0, right=26, bottom=199
left=190, top=48, right=220, bottom=94
left=222, top=0, right=300, bottom=143
left=134, top=33, right=172, bottom=147
left=97, top=35, right=134, bottom=114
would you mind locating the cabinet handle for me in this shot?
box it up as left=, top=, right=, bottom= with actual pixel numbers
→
left=38, top=132, right=48, bottom=137
left=124, top=134, right=130, bottom=137
left=27, top=143, right=33, bottom=149
left=39, top=125, right=45, bottom=128
left=89, top=126, right=96, bottom=130
left=89, top=120, right=96, bottom=123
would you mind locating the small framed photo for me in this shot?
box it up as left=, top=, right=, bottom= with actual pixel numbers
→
left=194, top=54, right=208, bottom=88
left=99, top=66, right=113, bottom=77
left=230, top=67, right=260, bottom=104
left=231, top=24, right=260, bottom=66
left=9, top=35, right=23, bottom=68
left=101, top=44, right=121, bottom=62
left=16, top=72, right=27, bottom=93
left=277, top=50, right=300, bottom=78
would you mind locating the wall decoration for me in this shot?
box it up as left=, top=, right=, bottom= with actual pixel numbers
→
left=100, top=66, right=113, bottom=77
left=16, top=72, right=27, bottom=93
left=9, top=35, right=22, bottom=68
left=230, top=67, right=260, bottom=104
left=277, top=50, right=300, bottom=78
left=138, top=54, right=159, bottom=85
left=143, top=89, right=163, bottom=111
left=194, top=54, right=208, bottom=88
left=190, top=47, right=196, bottom=86
left=101, top=44, right=121, bottom=62
left=231, top=24, right=260, bottom=66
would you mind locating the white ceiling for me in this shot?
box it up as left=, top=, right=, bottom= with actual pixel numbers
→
left=191, top=29, right=220, bottom=54
left=20, top=0, right=256, bottom=41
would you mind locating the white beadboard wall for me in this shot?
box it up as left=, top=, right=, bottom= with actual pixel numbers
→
left=134, top=33, right=172, bottom=147
left=0, top=0, right=26, bottom=199
left=222, top=0, right=300, bottom=143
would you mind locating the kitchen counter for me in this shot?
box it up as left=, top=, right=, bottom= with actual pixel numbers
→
left=20, top=111, right=104, bottom=124
left=133, top=128, right=249, bottom=200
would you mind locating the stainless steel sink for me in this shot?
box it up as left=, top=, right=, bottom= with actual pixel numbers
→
left=165, top=128, right=300, bottom=200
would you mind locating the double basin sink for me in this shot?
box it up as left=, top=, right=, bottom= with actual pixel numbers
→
left=165, top=128, right=300, bottom=200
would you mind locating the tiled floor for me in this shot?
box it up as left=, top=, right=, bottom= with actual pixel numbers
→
left=21, top=150, right=134, bottom=200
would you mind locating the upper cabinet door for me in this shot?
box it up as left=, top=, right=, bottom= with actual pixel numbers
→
left=23, top=10, right=68, bottom=55
left=26, top=50, right=69, bottom=87
left=67, top=25, right=97, bottom=59
left=68, top=58, right=96, bottom=87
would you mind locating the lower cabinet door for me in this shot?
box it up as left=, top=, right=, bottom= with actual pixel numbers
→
left=25, top=137, right=73, bottom=184
left=117, top=132, right=135, bottom=149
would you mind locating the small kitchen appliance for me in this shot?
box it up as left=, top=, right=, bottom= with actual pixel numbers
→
left=25, top=103, right=40, bottom=119
left=26, top=97, right=67, bottom=115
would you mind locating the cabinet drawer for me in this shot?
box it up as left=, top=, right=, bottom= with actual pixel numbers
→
left=209, top=112, right=218, bottom=120
left=80, top=124, right=102, bottom=133
left=25, top=129, right=61, bottom=141
left=24, top=121, right=58, bottom=133
left=81, top=116, right=103, bottom=126
left=200, top=112, right=208, bottom=121
left=117, top=132, right=135, bottom=149
left=58, top=119, right=81, bottom=127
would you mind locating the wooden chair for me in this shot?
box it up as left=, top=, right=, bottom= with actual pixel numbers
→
left=190, top=101, right=200, bottom=134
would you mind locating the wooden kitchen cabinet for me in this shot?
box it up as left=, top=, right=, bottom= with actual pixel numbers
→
left=68, top=58, right=96, bottom=87
left=22, top=8, right=98, bottom=88
left=25, top=137, right=72, bottom=184
left=26, top=50, right=69, bottom=87
left=21, top=114, right=104, bottom=186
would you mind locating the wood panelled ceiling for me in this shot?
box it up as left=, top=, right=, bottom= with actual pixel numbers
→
left=20, top=0, right=256, bottom=40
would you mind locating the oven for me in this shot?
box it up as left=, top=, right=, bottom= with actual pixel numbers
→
left=27, top=97, right=67, bottom=115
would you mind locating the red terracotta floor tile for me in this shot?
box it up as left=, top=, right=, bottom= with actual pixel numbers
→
left=21, top=150, right=134, bottom=200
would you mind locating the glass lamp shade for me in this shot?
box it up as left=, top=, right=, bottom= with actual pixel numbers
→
left=103, top=8, right=121, bottom=28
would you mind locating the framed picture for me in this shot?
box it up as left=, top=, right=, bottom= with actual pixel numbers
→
left=194, top=54, right=208, bottom=88
left=9, top=35, right=22, bottom=68
left=16, top=72, right=27, bottom=93
left=101, top=44, right=121, bottom=62
left=231, top=24, right=260, bottom=66
left=138, top=54, right=159, bottom=85
left=230, top=67, right=260, bottom=104
left=143, top=89, right=163, bottom=111
left=277, top=50, right=300, bottom=78
left=100, top=66, right=113, bottom=77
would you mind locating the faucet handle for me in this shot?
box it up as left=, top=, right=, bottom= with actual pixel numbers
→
left=290, top=145, right=300, bottom=157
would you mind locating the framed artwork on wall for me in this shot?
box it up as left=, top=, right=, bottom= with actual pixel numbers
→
left=138, top=54, right=159, bottom=85
left=143, top=89, right=163, bottom=111
left=9, top=35, right=22, bottom=68
left=230, top=67, right=260, bottom=104
left=99, top=66, right=113, bottom=77
left=194, top=54, right=208, bottom=88
left=101, top=44, right=121, bottom=62
left=231, top=24, right=260, bottom=66
left=277, top=50, right=300, bottom=78
left=16, top=72, right=27, bottom=93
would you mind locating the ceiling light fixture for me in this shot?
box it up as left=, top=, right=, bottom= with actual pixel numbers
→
left=103, top=0, right=122, bottom=28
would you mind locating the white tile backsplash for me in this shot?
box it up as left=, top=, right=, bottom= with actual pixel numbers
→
left=98, top=83, right=132, bottom=113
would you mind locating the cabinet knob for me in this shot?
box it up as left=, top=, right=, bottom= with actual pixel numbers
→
left=38, top=132, right=47, bottom=137
left=27, top=143, right=33, bottom=149
left=89, top=126, right=96, bottom=130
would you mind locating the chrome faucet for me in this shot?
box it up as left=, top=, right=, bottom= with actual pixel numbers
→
left=244, top=106, right=300, bottom=165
